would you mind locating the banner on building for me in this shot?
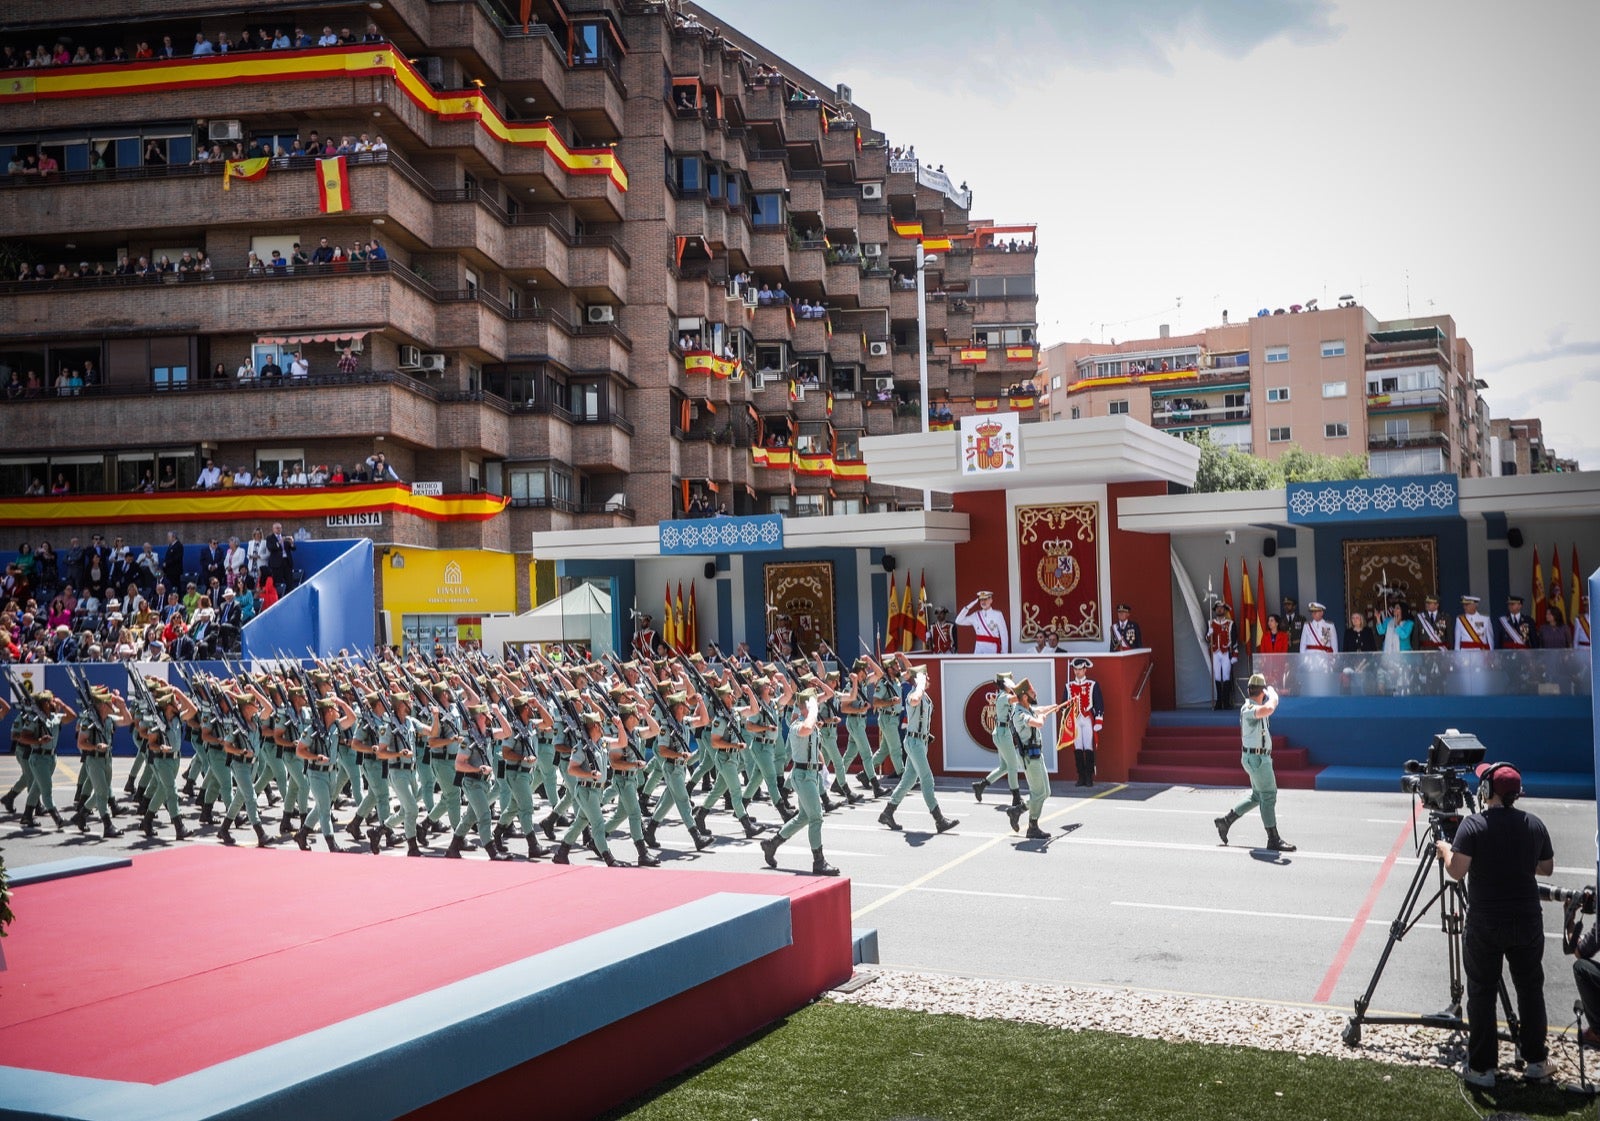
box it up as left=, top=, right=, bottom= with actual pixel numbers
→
left=939, top=657, right=1058, bottom=772
left=764, top=561, right=835, bottom=653
left=1015, top=501, right=1102, bottom=642
left=317, top=155, right=351, bottom=213
left=959, top=413, right=1020, bottom=476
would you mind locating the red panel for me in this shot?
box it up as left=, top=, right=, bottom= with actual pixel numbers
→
left=951, top=490, right=1012, bottom=653
left=1108, top=481, right=1175, bottom=710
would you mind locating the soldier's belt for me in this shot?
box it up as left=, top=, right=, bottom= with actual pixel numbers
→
left=574, top=778, right=605, bottom=789
left=792, top=761, right=824, bottom=771
left=1243, top=747, right=1270, bottom=756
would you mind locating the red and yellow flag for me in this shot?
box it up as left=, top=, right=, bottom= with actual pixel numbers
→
left=1573, top=545, right=1584, bottom=623
left=1551, top=544, right=1564, bottom=622
left=1256, top=560, right=1269, bottom=651
left=662, top=582, right=677, bottom=651
left=921, top=236, right=952, bottom=252
left=686, top=581, right=699, bottom=654
left=957, top=348, right=987, bottom=364
left=317, top=155, right=352, bottom=213
left=788, top=380, right=799, bottom=403
left=1009, top=393, right=1037, bottom=409
left=1006, top=345, right=1037, bottom=362
left=913, top=572, right=928, bottom=647
left=222, top=156, right=268, bottom=191
left=899, top=576, right=916, bottom=653
left=675, top=582, right=687, bottom=654
left=1532, top=545, right=1545, bottom=624
left=825, top=390, right=835, bottom=417
left=883, top=573, right=899, bottom=653
left=1240, top=557, right=1255, bottom=652
left=974, top=397, right=1000, bottom=413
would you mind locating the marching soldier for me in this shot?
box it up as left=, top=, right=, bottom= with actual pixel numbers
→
left=421, top=681, right=466, bottom=840
left=1, top=689, right=33, bottom=816
left=218, top=682, right=273, bottom=848
left=956, top=590, right=1009, bottom=655
left=1209, top=602, right=1237, bottom=710
left=446, top=702, right=512, bottom=861
left=15, top=690, right=71, bottom=831
left=643, top=688, right=714, bottom=852
left=553, top=712, right=621, bottom=866
left=74, top=685, right=131, bottom=838
left=1007, top=678, right=1066, bottom=839
left=1214, top=672, right=1295, bottom=852
left=1063, top=658, right=1105, bottom=787
left=926, top=607, right=956, bottom=653
left=295, top=694, right=356, bottom=851
left=1110, top=603, right=1143, bottom=651
left=384, top=691, right=436, bottom=857
left=493, top=690, right=550, bottom=860
left=344, top=688, right=392, bottom=847
left=878, top=661, right=959, bottom=835
left=606, top=700, right=661, bottom=867
left=740, top=673, right=797, bottom=816
left=139, top=680, right=193, bottom=840
left=696, top=683, right=769, bottom=838
left=760, top=686, right=838, bottom=876
left=972, top=671, right=1023, bottom=809
left=868, top=655, right=906, bottom=788
left=1280, top=596, right=1307, bottom=654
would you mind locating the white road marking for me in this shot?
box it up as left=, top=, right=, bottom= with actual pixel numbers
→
left=854, top=883, right=1065, bottom=902
left=1113, top=900, right=1565, bottom=940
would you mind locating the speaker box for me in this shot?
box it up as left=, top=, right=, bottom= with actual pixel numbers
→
left=703, top=561, right=717, bottom=579
left=1507, top=527, right=1524, bottom=548
left=881, top=554, right=897, bottom=572
left=1263, top=537, right=1277, bottom=558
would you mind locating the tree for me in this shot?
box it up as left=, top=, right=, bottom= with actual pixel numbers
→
left=1182, top=431, right=1369, bottom=494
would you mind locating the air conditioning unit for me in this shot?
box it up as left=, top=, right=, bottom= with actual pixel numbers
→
left=419, top=353, right=447, bottom=373
left=586, top=305, right=616, bottom=324
left=207, top=119, right=242, bottom=142
left=342, top=337, right=363, bottom=354
left=743, top=289, right=759, bottom=308
left=862, top=242, right=883, bottom=258
left=873, top=377, right=895, bottom=391
left=397, top=344, right=422, bottom=369
left=835, top=83, right=853, bottom=104
left=860, top=183, right=883, bottom=201
left=868, top=341, right=890, bottom=357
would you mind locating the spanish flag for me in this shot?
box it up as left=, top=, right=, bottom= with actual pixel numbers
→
left=1006, top=345, right=1037, bottom=362
left=1009, top=393, right=1037, bottom=409
left=922, top=236, right=952, bottom=252
left=789, top=380, right=799, bottom=403
left=222, top=157, right=269, bottom=191
left=825, top=390, right=835, bottom=417
left=317, top=155, right=352, bottom=214
left=975, top=397, right=1000, bottom=413
left=957, top=348, right=988, bottom=364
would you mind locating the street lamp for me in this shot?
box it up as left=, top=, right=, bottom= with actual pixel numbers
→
left=915, top=242, right=939, bottom=511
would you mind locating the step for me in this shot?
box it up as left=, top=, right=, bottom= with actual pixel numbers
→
left=1136, top=748, right=1312, bottom=769
left=1125, top=764, right=1321, bottom=790
left=1144, top=727, right=1290, bottom=749
left=1137, top=736, right=1291, bottom=754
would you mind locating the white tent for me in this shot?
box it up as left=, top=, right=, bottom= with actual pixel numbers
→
left=480, top=582, right=614, bottom=655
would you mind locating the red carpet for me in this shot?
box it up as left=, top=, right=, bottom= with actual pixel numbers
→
left=1127, top=725, right=1322, bottom=788
left=0, top=846, right=842, bottom=1087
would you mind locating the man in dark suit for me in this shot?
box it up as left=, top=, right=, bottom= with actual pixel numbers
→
left=200, top=536, right=226, bottom=587
left=266, top=522, right=295, bottom=592
left=162, top=530, right=186, bottom=592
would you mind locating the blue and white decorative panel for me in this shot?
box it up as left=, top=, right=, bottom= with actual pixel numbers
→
left=1286, top=474, right=1459, bottom=525
left=659, top=514, right=784, bottom=555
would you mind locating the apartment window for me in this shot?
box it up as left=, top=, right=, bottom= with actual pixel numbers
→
left=151, top=365, right=189, bottom=390
left=673, top=155, right=702, bottom=193
left=751, top=192, right=785, bottom=227
left=1384, top=418, right=1410, bottom=439
left=463, top=268, right=479, bottom=296
left=1322, top=381, right=1347, bottom=398
left=1268, top=426, right=1292, bottom=443
left=793, top=494, right=826, bottom=517
left=568, top=381, right=603, bottom=421
left=969, top=275, right=1036, bottom=298
left=1320, top=340, right=1346, bottom=358
left=1108, top=399, right=1129, bottom=416
left=1070, top=407, right=1081, bottom=420
left=254, top=447, right=305, bottom=483
left=508, top=464, right=573, bottom=506
left=1051, top=375, right=1062, bottom=390
left=1223, top=392, right=1248, bottom=419
left=1265, top=346, right=1289, bottom=363
left=1266, top=387, right=1291, bottom=403
left=1324, top=422, right=1349, bottom=438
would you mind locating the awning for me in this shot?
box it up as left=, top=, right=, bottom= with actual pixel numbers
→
left=257, top=331, right=371, bottom=345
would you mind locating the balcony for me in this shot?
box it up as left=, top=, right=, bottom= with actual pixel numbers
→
left=570, top=421, right=633, bottom=473
left=1365, top=384, right=1447, bottom=414
left=1150, top=402, right=1252, bottom=431
left=1367, top=430, right=1451, bottom=452
left=748, top=227, right=792, bottom=272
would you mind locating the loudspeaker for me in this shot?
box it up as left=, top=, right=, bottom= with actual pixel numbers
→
left=1263, top=537, right=1277, bottom=558
left=881, top=554, right=897, bottom=572
left=1507, top=527, right=1524, bottom=548
left=703, top=561, right=717, bottom=580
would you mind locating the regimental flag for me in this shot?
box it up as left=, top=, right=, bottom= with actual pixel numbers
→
left=316, top=155, right=351, bottom=214
left=1551, top=545, right=1564, bottom=624
left=899, top=575, right=916, bottom=653
left=686, top=581, right=699, bottom=655
left=974, top=397, right=1000, bottom=413
left=675, top=582, right=687, bottom=654
left=222, top=156, right=269, bottom=191
left=922, top=236, right=952, bottom=252
left=662, top=582, right=677, bottom=651
left=1005, top=345, right=1037, bottom=362
left=1240, top=557, right=1255, bottom=653
left=1573, top=545, right=1584, bottom=624
left=884, top=573, right=900, bottom=653
left=1532, top=545, right=1545, bottom=625
left=1008, top=393, right=1037, bottom=410
left=957, top=347, right=987, bottom=364
left=913, top=571, right=928, bottom=648
left=1256, top=560, right=1269, bottom=652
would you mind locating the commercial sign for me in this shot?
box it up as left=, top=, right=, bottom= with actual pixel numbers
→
left=410, top=481, right=444, bottom=496
left=382, top=549, right=517, bottom=614
left=327, top=512, right=383, bottom=527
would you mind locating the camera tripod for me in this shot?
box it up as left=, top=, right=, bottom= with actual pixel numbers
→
left=1341, top=812, right=1520, bottom=1050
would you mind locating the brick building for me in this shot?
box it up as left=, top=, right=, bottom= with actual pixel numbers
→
left=0, top=0, right=1039, bottom=629
left=1489, top=417, right=1578, bottom=476
left=1043, top=304, right=1512, bottom=479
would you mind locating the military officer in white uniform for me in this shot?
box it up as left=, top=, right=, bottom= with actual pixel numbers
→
left=956, top=590, right=1009, bottom=655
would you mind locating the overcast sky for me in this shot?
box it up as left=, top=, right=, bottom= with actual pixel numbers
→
left=706, top=0, right=1600, bottom=467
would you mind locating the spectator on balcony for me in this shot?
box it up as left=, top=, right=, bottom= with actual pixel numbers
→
left=367, top=239, right=388, bottom=262
left=196, top=458, right=221, bottom=489
left=283, top=462, right=308, bottom=487
left=133, top=470, right=156, bottom=494
left=757, top=283, right=773, bottom=305
left=268, top=249, right=288, bottom=273
left=235, top=465, right=254, bottom=487
left=192, top=33, right=215, bottom=57
left=3, top=371, right=20, bottom=399
left=156, top=35, right=177, bottom=59
left=259, top=354, right=282, bottom=382
left=309, top=236, right=335, bottom=266
left=236, top=29, right=255, bottom=51
left=245, top=251, right=265, bottom=276
left=236, top=358, right=255, bottom=383
left=271, top=29, right=291, bottom=50
left=344, top=243, right=363, bottom=267
left=364, top=21, right=384, bottom=43
left=370, top=134, right=388, bottom=153
left=772, top=283, right=789, bottom=302
left=308, top=464, right=329, bottom=486
left=50, top=473, right=70, bottom=496
left=290, top=242, right=310, bottom=272
left=318, top=25, right=340, bottom=47
left=215, top=32, right=231, bottom=54
left=157, top=464, right=178, bottom=491
left=289, top=351, right=309, bottom=380
left=337, top=348, right=359, bottom=377
left=23, top=371, right=42, bottom=396
left=197, top=253, right=214, bottom=278
left=69, top=46, right=92, bottom=65
left=366, top=453, right=400, bottom=482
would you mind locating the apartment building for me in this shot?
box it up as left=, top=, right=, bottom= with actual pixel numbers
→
left=0, top=0, right=1038, bottom=583
left=1490, top=417, right=1578, bottom=476
left=1046, top=303, right=1496, bottom=478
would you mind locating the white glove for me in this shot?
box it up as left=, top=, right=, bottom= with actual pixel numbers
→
left=914, top=671, right=927, bottom=691
left=805, top=697, right=819, bottom=722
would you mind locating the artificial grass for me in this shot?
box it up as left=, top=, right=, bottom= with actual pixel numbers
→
left=604, top=1000, right=1593, bottom=1121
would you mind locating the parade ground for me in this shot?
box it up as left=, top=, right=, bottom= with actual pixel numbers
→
left=3, top=756, right=1593, bottom=1031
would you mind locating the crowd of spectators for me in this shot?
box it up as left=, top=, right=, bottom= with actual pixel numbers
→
left=0, top=21, right=383, bottom=72
left=0, top=528, right=308, bottom=664
left=13, top=454, right=399, bottom=501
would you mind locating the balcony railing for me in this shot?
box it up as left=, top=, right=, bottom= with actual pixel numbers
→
left=1253, top=650, right=1590, bottom=698
left=1365, top=386, right=1446, bottom=413
left=1150, top=403, right=1251, bottom=429
left=1367, top=431, right=1450, bottom=451
left=887, top=158, right=972, bottom=209
left=3, top=365, right=445, bottom=402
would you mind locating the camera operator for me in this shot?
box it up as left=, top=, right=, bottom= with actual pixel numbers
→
left=1435, top=763, right=1555, bottom=1086
left=1569, top=892, right=1600, bottom=1046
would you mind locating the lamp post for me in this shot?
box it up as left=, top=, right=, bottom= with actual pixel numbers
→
left=914, top=242, right=938, bottom=512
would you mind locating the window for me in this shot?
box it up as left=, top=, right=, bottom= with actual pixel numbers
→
left=1384, top=418, right=1409, bottom=439
left=1050, top=375, right=1062, bottom=390
left=1268, top=426, right=1292, bottom=443
left=568, top=381, right=602, bottom=421
left=968, top=275, right=1036, bottom=298
left=751, top=192, right=785, bottom=227
left=1322, top=381, right=1347, bottom=398
left=1266, top=386, right=1291, bottom=402
left=793, top=494, right=826, bottom=517
left=254, top=447, right=305, bottom=482
left=1223, top=392, right=1248, bottom=419
left=151, top=365, right=189, bottom=390
left=1324, top=422, right=1349, bottom=438
left=972, top=325, right=1036, bottom=347
left=1265, top=345, right=1289, bottom=363
left=463, top=268, right=478, bottom=296
left=673, top=155, right=702, bottom=193
left=1321, top=340, right=1346, bottom=358
left=508, top=464, right=573, bottom=507
left=1070, top=406, right=1081, bottom=420
left=1108, top=399, right=1129, bottom=416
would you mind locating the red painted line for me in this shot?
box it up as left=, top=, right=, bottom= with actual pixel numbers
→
left=1312, top=802, right=1420, bottom=1004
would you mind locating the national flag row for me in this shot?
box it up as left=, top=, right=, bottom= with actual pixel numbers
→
left=223, top=155, right=351, bottom=214
left=1532, top=544, right=1586, bottom=626
left=1219, top=557, right=1272, bottom=654
left=661, top=580, right=700, bottom=655
left=880, top=571, right=929, bottom=654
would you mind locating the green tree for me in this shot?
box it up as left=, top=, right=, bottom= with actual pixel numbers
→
left=1275, top=444, right=1369, bottom=484
left=1182, top=432, right=1369, bottom=493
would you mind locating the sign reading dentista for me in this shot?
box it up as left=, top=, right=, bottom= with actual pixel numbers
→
left=382, top=549, right=516, bottom=614
left=410, top=481, right=444, bottom=496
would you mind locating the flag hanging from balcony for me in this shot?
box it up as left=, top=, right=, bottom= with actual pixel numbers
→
left=922, top=236, right=952, bottom=252
left=222, top=156, right=269, bottom=191
left=975, top=397, right=1000, bottom=413
left=788, top=380, right=799, bottom=403
left=1572, top=544, right=1583, bottom=625
left=1008, top=392, right=1037, bottom=409
left=317, top=155, right=352, bottom=213
left=1006, top=345, right=1036, bottom=361
left=957, top=348, right=987, bottom=364
left=786, top=304, right=797, bottom=331
left=825, top=390, right=834, bottom=417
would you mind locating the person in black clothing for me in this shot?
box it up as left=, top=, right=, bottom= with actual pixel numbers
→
left=1436, top=762, right=1555, bottom=1086
left=162, top=531, right=186, bottom=591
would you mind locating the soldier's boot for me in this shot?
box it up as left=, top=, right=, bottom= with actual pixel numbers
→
left=868, top=778, right=887, bottom=799
left=198, top=805, right=214, bottom=827
left=551, top=842, right=572, bottom=865
left=540, top=812, right=559, bottom=841
left=878, top=803, right=900, bottom=831
left=1214, top=810, right=1239, bottom=845
left=367, top=827, right=384, bottom=855
left=634, top=840, right=660, bottom=867
left=18, top=806, right=34, bottom=829
left=1006, top=804, right=1025, bottom=834
left=406, top=837, right=423, bottom=857
left=643, top=819, right=661, bottom=849
left=217, top=820, right=236, bottom=846
left=382, top=826, right=400, bottom=849
left=492, top=822, right=510, bottom=848
left=810, top=848, right=840, bottom=877
left=123, top=775, right=136, bottom=795
left=601, top=850, right=623, bottom=868
left=639, top=791, right=654, bottom=815
left=265, top=788, right=278, bottom=808
left=100, top=813, right=124, bottom=839
left=486, top=841, right=513, bottom=862
left=343, top=817, right=364, bottom=842
left=777, top=800, right=797, bottom=823
left=526, top=834, right=545, bottom=860
left=1267, top=828, right=1297, bottom=853
left=48, top=808, right=66, bottom=831
left=820, top=791, right=838, bottom=813
left=1085, top=752, right=1097, bottom=787
left=278, top=815, right=296, bottom=837
left=71, top=805, right=90, bottom=833
left=181, top=778, right=195, bottom=799
left=140, top=812, right=157, bottom=839
left=740, top=814, right=768, bottom=839
left=836, top=779, right=862, bottom=805
left=253, top=823, right=271, bottom=848
left=692, top=828, right=714, bottom=851
left=972, top=778, right=988, bottom=802
left=760, top=834, right=784, bottom=869
left=933, top=809, right=959, bottom=834
left=722, top=791, right=734, bottom=812
left=444, top=835, right=466, bottom=859
left=1025, top=818, right=1049, bottom=840
left=581, top=827, right=596, bottom=853
left=323, top=833, right=341, bottom=853
left=0, top=792, right=16, bottom=815
left=294, top=825, right=312, bottom=851
left=1010, top=787, right=1024, bottom=808
left=174, top=816, right=190, bottom=840
left=556, top=813, right=574, bottom=827
left=692, top=806, right=710, bottom=834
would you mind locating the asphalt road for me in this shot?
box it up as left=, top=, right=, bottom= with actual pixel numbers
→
left=4, top=756, right=1596, bottom=1040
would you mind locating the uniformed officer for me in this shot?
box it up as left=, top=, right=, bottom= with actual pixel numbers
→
left=760, top=687, right=838, bottom=875
left=295, top=694, right=356, bottom=851
left=868, top=656, right=906, bottom=787
left=926, top=607, right=956, bottom=654
left=139, top=680, right=193, bottom=840
left=1063, top=657, right=1105, bottom=786
left=421, top=682, right=466, bottom=839
left=1300, top=602, right=1338, bottom=656
left=446, top=703, right=513, bottom=861
left=1006, top=678, right=1064, bottom=839
left=1110, top=603, right=1143, bottom=651
left=1, top=689, right=33, bottom=816
left=956, top=591, right=1010, bottom=655
left=1280, top=596, right=1307, bottom=654
left=740, top=674, right=796, bottom=815
left=553, top=712, right=621, bottom=866
left=1213, top=672, right=1295, bottom=852
left=15, top=690, right=71, bottom=831
left=1415, top=593, right=1452, bottom=651
left=696, top=682, right=770, bottom=837
left=972, top=671, right=1023, bottom=809
left=1455, top=594, right=1492, bottom=651
left=878, top=663, right=959, bottom=834
left=1208, top=602, right=1237, bottom=710
left=493, top=691, right=549, bottom=860
left=1497, top=594, right=1533, bottom=649
left=768, top=614, right=794, bottom=660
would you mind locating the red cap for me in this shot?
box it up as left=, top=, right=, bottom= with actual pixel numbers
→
left=1476, top=763, right=1522, bottom=798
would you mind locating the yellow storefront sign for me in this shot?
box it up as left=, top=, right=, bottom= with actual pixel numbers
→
left=382, top=549, right=517, bottom=614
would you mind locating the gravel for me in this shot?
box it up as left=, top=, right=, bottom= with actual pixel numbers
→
left=828, top=967, right=1591, bottom=1077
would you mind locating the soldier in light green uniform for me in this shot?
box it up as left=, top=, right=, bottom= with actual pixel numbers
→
left=74, top=685, right=130, bottom=838
left=740, top=675, right=795, bottom=819
left=836, top=662, right=879, bottom=797
left=15, top=690, right=70, bottom=831
left=868, top=660, right=905, bottom=788
left=345, top=691, right=395, bottom=849
left=1214, top=673, right=1296, bottom=852
left=643, top=689, right=713, bottom=852
left=760, top=687, right=838, bottom=876
left=492, top=691, right=551, bottom=860
left=422, top=683, right=466, bottom=840
left=381, top=691, right=435, bottom=856
left=605, top=701, right=660, bottom=867
left=696, top=683, right=769, bottom=839
left=878, top=664, right=959, bottom=835
left=139, top=681, right=193, bottom=840
left=295, top=694, right=356, bottom=851
left=446, top=703, right=513, bottom=860
left=973, top=671, right=1024, bottom=809
left=1006, top=678, right=1065, bottom=839
left=217, top=683, right=273, bottom=847
left=1, top=688, right=33, bottom=816
left=553, top=712, right=621, bottom=866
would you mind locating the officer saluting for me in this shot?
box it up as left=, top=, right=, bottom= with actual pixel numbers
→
left=1109, top=603, right=1142, bottom=651
left=956, top=590, right=1009, bottom=655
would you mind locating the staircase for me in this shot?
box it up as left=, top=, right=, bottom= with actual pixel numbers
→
left=1128, top=723, right=1321, bottom=788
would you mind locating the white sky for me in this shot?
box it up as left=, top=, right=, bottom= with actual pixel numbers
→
left=705, top=0, right=1600, bottom=467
